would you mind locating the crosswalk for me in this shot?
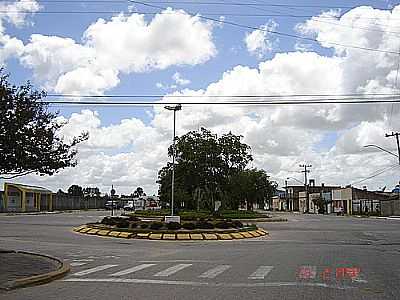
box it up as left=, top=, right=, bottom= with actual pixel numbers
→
left=69, top=263, right=280, bottom=281
left=66, top=262, right=368, bottom=285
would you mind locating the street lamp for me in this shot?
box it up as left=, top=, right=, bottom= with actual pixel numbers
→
left=363, top=144, right=399, bottom=160
left=164, top=104, right=182, bottom=216
left=287, top=177, right=304, bottom=185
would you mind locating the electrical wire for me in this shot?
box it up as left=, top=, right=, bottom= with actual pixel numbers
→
left=129, top=0, right=400, bottom=55
left=350, top=164, right=399, bottom=185
left=45, top=93, right=400, bottom=98
left=42, top=97, right=400, bottom=106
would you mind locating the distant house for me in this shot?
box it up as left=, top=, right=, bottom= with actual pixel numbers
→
left=293, top=181, right=339, bottom=213
left=1, top=182, right=53, bottom=213
left=272, top=189, right=286, bottom=211
left=331, top=186, right=394, bottom=215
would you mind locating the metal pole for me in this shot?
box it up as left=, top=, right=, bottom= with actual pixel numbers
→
left=171, top=110, right=176, bottom=216
left=395, top=133, right=400, bottom=165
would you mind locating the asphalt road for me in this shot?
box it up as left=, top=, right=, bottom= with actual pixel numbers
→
left=0, top=211, right=399, bottom=300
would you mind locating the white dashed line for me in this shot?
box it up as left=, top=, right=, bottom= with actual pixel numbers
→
left=154, top=264, right=192, bottom=277
left=109, top=264, right=156, bottom=277
left=199, top=265, right=231, bottom=278
left=248, top=266, right=274, bottom=280
left=72, top=264, right=118, bottom=276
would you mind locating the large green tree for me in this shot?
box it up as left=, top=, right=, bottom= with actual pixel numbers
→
left=158, top=128, right=276, bottom=211
left=0, top=71, right=88, bottom=179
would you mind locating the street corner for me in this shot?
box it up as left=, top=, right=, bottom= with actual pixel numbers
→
left=0, top=250, right=70, bottom=291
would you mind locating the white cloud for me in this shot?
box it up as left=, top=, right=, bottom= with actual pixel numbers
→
left=18, top=8, right=216, bottom=94
left=0, top=0, right=40, bottom=65
left=172, top=72, right=191, bottom=86
left=244, top=20, right=278, bottom=58
left=6, top=4, right=400, bottom=194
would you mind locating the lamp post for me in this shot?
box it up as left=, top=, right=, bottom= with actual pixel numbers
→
left=363, top=144, right=399, bottom=160
left=164, top=104, right=182, bottom=216
left=110, top=185, right=115, bottom=217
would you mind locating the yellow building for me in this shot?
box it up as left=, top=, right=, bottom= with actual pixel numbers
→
left=2, top=183, right=53, bottom=213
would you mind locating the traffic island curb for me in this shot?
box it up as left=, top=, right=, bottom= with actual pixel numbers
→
left=1, top=251, right=70, bottom=291
left=73, top=225, right=269, bottom=241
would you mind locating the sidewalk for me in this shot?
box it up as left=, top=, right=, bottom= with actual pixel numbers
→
left=0, top=250, right=70, bottom=291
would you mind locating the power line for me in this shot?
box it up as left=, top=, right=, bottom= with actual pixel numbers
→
left=7, top=1, right=387, bottom=10
left=120, top=1, right=388, bottom=10
left=6, top=10, right=400, bottom=35
left=42, top=98, right=400, bottom=106
left=130, top=0, right=400, bottom=55
left=46, top=92, right=400, bottom=98
left=350, top=164, right=399, bottom=185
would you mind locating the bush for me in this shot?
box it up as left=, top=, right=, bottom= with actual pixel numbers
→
left=130, top=222, right=138, bottom=228
left=182, top=222, right=196, bottom=230
left=195, top=221, right=214, bottom=229
left=140, top=223, right=149, bottom=229
left=150, top=222, right=164, bottom=230
left=166, top=222, right=181, bottom=230
left=232, top=220, right=243, bottom=228
left=101, top=217, right=115, bottom=226
left=116, top=219, right=130, bottom=228
left=215, top=221, right=231, bottom=229
left=128, top=215, right=140, bottom=222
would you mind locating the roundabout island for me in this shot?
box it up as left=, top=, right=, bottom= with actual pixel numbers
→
left=72, top=210, right=279, bottom=241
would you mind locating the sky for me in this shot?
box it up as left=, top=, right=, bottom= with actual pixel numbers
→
left=1, top=0, right=400, bottom=195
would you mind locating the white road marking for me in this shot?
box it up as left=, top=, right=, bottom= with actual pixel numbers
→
left=248, top=266, right=274, bottom=279
left=72, top=264, right=118, bottom=276
left=154, top=264, right=192, bottom=277
left=199, top=265, right=231, bottom=278
left=63, top=278, right=357, bottom=290
left=71, top=259, right=94, bottom=262
left=70, top=262, right=88, bottom=267
left=109, top=264, right=156, bottom=277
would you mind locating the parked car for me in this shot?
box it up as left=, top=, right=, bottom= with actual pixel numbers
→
left=105, top=200, right=121, bottom=210
left=123, top=201, right=135, bottom=211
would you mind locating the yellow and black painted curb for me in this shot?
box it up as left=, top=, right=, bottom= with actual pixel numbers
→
left=2, top=251, right=70, bottom=290
left=73, top=225, right=269, bottom=241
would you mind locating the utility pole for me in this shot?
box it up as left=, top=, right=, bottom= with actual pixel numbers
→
left=385, top=132, right=400, bottom=165
left=300, top=164, right=312, bottom=213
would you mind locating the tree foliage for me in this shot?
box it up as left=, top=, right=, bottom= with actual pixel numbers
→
left=0, top=71, right=88, bottom=179
left=158, top=128, right=276, bottom=211
left=68, top=185, right=84, bottom=197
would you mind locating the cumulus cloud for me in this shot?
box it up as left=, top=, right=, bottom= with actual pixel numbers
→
left=0, top=0, right=40, bottom=65
left=172, top=72, right=191, bottom=86
left=18, top=8, right=216, bottom=94
left=6, top=4, right=400, bottom=193
left=244, top=20, right=278, bottom=58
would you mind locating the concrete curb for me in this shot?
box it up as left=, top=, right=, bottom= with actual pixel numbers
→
left=1, top=251, right=70, bottom=290
left=73, top=225, right=269, bottom=241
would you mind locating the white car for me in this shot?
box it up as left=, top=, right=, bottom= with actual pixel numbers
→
left=123, top=201, right=135, bottom=211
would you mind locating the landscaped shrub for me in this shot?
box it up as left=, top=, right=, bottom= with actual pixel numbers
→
left=130, top=222, right=138, bottom=228
left=128, top=215, right=140, bottom=222
left=150, top=222, right=164, bottom=230
left=116, top=219, right=130, bottom=228
left=101, top=217, right=116, bottom=226
left=166, top=222, right=181, bottom=230
left=182, top=222, right=196, bottom=230
left=195, top=221, right=214, bottom=229
left=140, top=223, right=149, bottom=229
left=232, top=220, right=243, bottom=228
left=215, top=221, right=231, bottom=229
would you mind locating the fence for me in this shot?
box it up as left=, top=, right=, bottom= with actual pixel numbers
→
left=52, top=194, right=107, bottom=210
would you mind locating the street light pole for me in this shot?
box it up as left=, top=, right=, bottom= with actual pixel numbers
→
left=165, top=104, right=182, bottom=217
